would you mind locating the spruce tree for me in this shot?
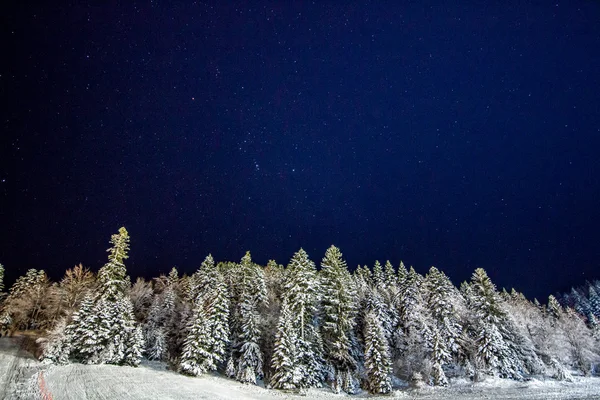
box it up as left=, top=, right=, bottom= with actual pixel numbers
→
left=372, top=260, right=384, bottom=288
left=383, top=260, right=396, bottom=288
left=547, top=295, right=563, bottom=321
left=232, top=252, right=266, bottom=384
left=282, top=248, right=323, bottom=388
left=320, top=245, right=358, bottom=393
left=466, top=268, right=522, bottom=378
left=180, top=255, right=230, bottom=375
left=395, top=267, right=432, bottom=379
left=430, top=327, right=450, bottom=386
left=424, top=266, right=463, bottom=358
left=0, top=263, right=4, bottom=293
left=270, top=299, right=300, bottom=390
left=67, top=227, right=143, bottom=366
left=97, top=227, right=130, bottom=299
left=363, top=311, right=392, bottom=394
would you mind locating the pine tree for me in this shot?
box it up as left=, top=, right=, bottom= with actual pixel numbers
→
left=424, top=266, right=463, bottom=358
left=372, top=260, right=384, bottom=288
left=320, top=245, right=358, bottom=393
left=232, top=252, right=266, bottom=385
left=180, top=255, right=230, bottom=375
left=282, top=248, right=323, bottom=388
left=397, top=261, right=408, bottom=283
left=430, top=327, right=450, bottom=386
left=97, top=227, right=130, bottom=299
left=363, top=311, right=392, bottom=394
left=0, top=263, right=4, bottom=293
left=395, top=267, right=432, bottom=380
left=466, top=268, right=522, bottom=379
left=383, top=261, right=396, bottom=288
left=588, top=286, right=600, bottom=318
left=66, top=227, right=143, bottom=366
left=547, top=295, right=563, bottom=320
left=270, top=299, right=300, bottom=390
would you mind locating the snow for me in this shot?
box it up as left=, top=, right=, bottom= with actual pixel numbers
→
left=2, top=336, right=600, bottom=400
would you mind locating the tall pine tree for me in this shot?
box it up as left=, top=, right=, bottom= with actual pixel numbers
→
left=320, top=245, right=358, bottom=394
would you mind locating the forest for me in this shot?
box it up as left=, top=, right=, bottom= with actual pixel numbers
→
left=0, top=227, right=598, bottom=395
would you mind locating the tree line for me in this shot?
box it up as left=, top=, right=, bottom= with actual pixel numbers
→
left=0, top=228, right=598, bottom=395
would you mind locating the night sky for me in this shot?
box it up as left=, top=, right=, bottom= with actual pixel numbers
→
left=2, top=2, right=600, bottom=300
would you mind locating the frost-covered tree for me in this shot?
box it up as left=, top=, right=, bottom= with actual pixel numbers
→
left=144, top=268, right=179, bottom=361
left=547, top=295, right=563, bottom=320
left=0, top=269, right=51, bottom=331
left=180, top=255, right=230, bottom=375
left=60, top=264, right=95, bottom=312
left=320, top=245, right=358, bottom=394
left=261, top=259, right=285, bottom=382
left=64, top=227, right=143, bottom=366
left=38, top=317, right=71, bottom=364
left=463, top=268, right=523, bottom=379
left=363, top=310, right=392, bottom=394
left=230, top=252, right=267, bottom=384
left=0, top=264, right=4, bottom=293
left=383, top=261, right=396, bottom=288
left=282, top=248, right=324, bottom=388
left=97, top=227, right=130, bottom=299
left=430, top=327, right=450, bottom=386
left=424, top=266, right=463, bottom=359
left=372, top=260, right=384, bottom=288
left=394, top=267, right=432, bottom=380
left=270, top=299, right=300, bottom=390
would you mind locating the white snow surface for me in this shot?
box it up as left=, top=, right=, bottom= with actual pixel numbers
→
left=2, top=337, right=600, bottom=400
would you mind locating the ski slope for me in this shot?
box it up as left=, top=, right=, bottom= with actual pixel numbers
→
left=2, top=337, right=600, bottom=400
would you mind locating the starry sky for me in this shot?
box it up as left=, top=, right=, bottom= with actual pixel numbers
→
left=2, top=2, right=600, bottom=300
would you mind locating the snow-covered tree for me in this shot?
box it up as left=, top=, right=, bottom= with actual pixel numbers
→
left=424, top=266, right=463, bottom=359
left=430, top=327, right=450, bottom=386
left=180, top=255, right=230, bottom=375
left=547, top=295, right=563, bottom=320
left=320, top=245, right=358, bottom=393
left=97, top=227, right=130, bottom=299
left=363, top=310, right=392, bottom=394
left=464, top=268, right=523, bottom=379
left=0, top=269, right=51, bottom=331
left=270, top=299, right=300, bottom=390
left=230, top=252, right=267, bottom=385
left=64, top=227, right=143, bottom=366
left=283, top=248, right=324, bottom=388
left=372, top=260, right=384, bottom=288
left=383, top=261, right=396, bottom=288
left=143, top=268, right=179, bottom=362
left=394, top=266, right=432, bottom=380
left=0, top=263, right=4, bottom=293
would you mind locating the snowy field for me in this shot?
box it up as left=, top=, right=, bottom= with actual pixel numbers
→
left=2, top=337, right=600, bottom=400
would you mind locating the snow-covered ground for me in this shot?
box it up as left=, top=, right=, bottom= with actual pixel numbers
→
left=2, top=337, right=600, bottom=400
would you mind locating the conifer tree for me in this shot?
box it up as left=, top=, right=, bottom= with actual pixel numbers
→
left=424, top=266, right=463, bottom=358
left=67, top=227, right=143, bottom=366
left=383, top=261, right=396, bottom=288
left=465, top=268, right=522, bottom=378
left=320, top=245, right=358, bottom=393
left=180, top=255, right=230, bottom=375
left=397, top=261, right=408, bottom=283
left=270, top=299, right=300, bottom=390
left=395, top=267, right=432, bottom=379
left=363, top=311, right=392, bottom=394
left=281, top=248, right=324, bottom=388
left=372, top=260, right=384, bottom=288
left=97, top=227, right=130, bottom=299
left=547, top=295, right=563, bottom=320
left=0, top=263, right=4, bottom=293
left=232, top=252, right=267, bottom=384
left=430, top=327, right=451, bottom=386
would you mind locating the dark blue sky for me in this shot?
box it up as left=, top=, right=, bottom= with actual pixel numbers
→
left=2, top=2, right=600, bottom=300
